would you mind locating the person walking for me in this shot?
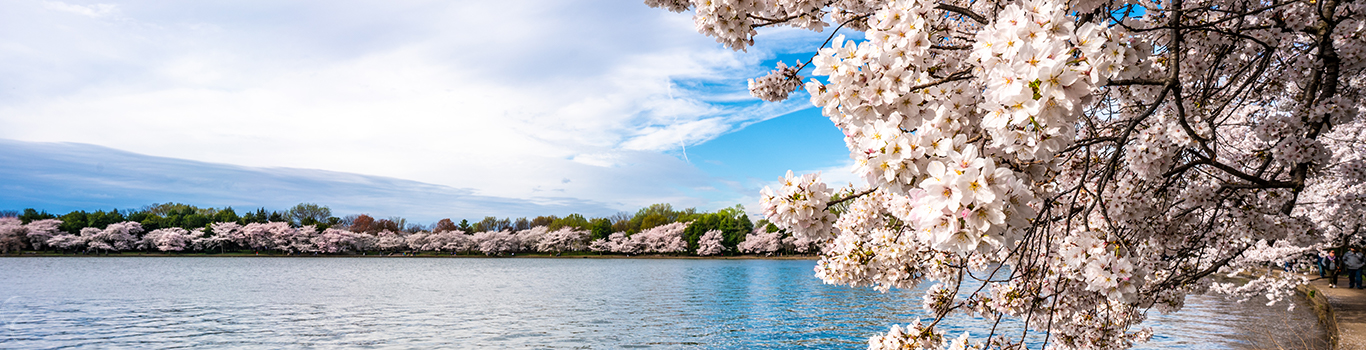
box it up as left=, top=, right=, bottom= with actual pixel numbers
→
left=1327, top=250, right=1341, bottom=288
left=1346, top=247, right=1365, bottom=289
left=1318, top=250, right=1328, bottom=277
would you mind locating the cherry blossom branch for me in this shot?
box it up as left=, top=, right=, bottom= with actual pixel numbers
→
left=934, top=3, right=988, bottom=23
left=1150, top=243, right=1255, bottom=290
left=826, top=187, right=877, bottom=207
left=929, top=44, right=972, bottom=50
left=789, top=13, right=872, bottom=75
left=907, top=69, right=973, bottom=92
left=1106, top=78, right=1168, bottom=86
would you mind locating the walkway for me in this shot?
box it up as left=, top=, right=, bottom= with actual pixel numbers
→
left=1303, top=273, right=1366, bottom=349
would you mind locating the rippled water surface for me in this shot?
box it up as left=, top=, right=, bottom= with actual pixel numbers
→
left=0, top=258, right=1326, bottom=349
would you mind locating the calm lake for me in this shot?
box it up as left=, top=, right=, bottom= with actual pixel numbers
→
left=0, top=258, right=1327, bottom=349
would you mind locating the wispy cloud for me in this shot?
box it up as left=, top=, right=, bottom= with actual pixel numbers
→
left=41, top=1, right=119, bottom=18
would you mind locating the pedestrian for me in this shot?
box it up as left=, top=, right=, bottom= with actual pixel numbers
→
left=1346, top=247, right=1365, bottom=289
left=1327, top=250, right=1341, bottom=288
left=1318, top=251, right=1328, bottom=277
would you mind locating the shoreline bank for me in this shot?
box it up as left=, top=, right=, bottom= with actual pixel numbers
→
left=1299, top=282, right=1340, bottom=349
left=1301, top=271, right=1366, bottom=350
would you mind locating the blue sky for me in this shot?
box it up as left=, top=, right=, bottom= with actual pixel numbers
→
left=0, top=0, right=858, bottom=223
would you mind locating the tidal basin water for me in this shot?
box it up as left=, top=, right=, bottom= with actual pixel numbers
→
left=0, top=258, right=1326, bottom=349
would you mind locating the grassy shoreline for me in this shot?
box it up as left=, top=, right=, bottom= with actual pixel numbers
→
left=0, top=251, right=819, bottom=260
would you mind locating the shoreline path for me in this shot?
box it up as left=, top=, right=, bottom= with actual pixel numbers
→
left=1302, top=272, right=1366, bottom=349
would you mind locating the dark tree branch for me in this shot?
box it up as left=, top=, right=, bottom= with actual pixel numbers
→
left=935, top=3, right=989, bottom=23
left=827, top=188, right=878, bottom=207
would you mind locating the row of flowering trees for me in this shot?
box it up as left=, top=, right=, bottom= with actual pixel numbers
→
left=0, top=216, right=815, bottom=256
left=737, top=226, right=824, bottom=255
left=4, top=202, right=769, bottom=254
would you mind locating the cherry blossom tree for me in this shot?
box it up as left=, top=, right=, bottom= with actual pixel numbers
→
left=782, top=234, right=823, bottom=254
left=76, top=227, right=104, bottom=252
left=209, top=222, right=241, bottom=239
left=287, top=225, right=320, bottom=253
left=586, top=223, right=691, bottom=254
left=1298, top=122, right=1366, bottom=247
left=352, top=231, right=379, bottom=252
left=423, top=229, right=472, bottom=253
left=140, top=227, right=192, bottom=252
left=0, top=217, right=24, bottom=253
left=198, top=223, right=238, bottom=253
left=405, top=231, right=433, bottom=251
left=589, top=233, right=618, bottom=253
left=84, top=221, right=141, bottom=253
left=23, top=219, right=62, bottom=251
left=251, top=222, right=306, bottom=253
left=633, top=222, right=691, bottom=253
left=590, top=231, right=645, bottom=255
left=696, top=229, right=727, bottom=256
left=650, top=0, right=1366, bottom=348
left=234, top=222, right=276, bottom=252
left=46, top=233, right=86, bottom=252
left=375, top=230, right=408, bottom=253
left=515, top=226, right=551, bottom=252
left=738, top=225, right=783, bottom=255
left=312, top=227, right=360, bottom=253
left=472, top=230, right=519, bottom=256
left=535, top=227, right=590, bottom=254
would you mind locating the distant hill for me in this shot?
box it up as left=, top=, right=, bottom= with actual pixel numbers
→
left=0, top=139, right=617, bottom=222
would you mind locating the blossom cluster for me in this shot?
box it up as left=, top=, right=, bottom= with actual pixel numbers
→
left=653, top=0, right=1366, bottom=346
left=647, top=0, right=832, bottom=50
left=748, top=61, right=804, bottom=102
left=1055, top=230, right=1142, bottom=303
left=760, top=170, right=835, bottom=240
left=974, top=6, right=1144, bottom=162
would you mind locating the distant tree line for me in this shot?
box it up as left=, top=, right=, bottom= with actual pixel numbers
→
left=0, top=202, right=821, bottom=256
left=8, top=203, right=338, bottom=235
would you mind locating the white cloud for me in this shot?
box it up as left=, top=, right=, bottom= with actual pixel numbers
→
left=809, top=160, right=866, bottom=189
left=572, top=153, right=624, bottom=168
left=0, top=0, right=833, bottom=214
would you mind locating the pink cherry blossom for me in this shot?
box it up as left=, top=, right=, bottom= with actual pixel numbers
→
left=651, top=0, right=1366, bottom=347
left=696, top=229, right=727, bottom=256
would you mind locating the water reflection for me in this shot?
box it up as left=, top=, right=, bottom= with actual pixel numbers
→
left=0, top=258, right=1327, bottom=349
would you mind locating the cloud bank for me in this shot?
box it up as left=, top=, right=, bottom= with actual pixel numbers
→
left=0, top=139, right=629, bottom=223
left=0, top=1, right=837, bottom=217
